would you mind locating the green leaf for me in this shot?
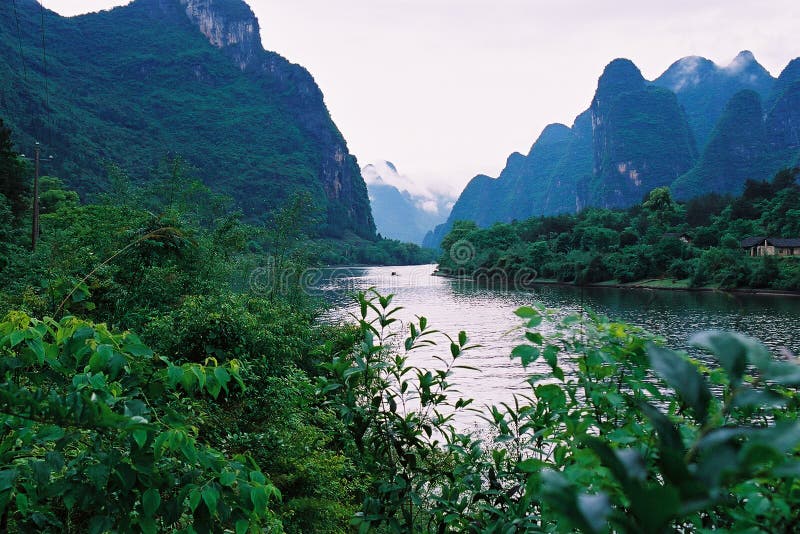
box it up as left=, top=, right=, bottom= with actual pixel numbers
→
left=235, top=519, right=249, bottom=534
left=0, top=470, right=17, bottom=492
left=167, top=365, right=184, bottom=387
left=15, top=492, right=28, bottom=514
left=525, top=331, right=543, bottom=345
left=629, top=484, right=680, bottom=532
left=213, top=366, right=230, bottom=388
left=138, top=517, right=157, bottom=534
left=535, top=383, right=566, bottom=410
left=188, top=489, right=201, bottom=512
left=25, top=338, right=46, bottom=363
left=543, top=345, right=559, bottom=369
left=647, top=343, right=711, bottom=423
left=202, top=486, right=218, bottom=515
left=88, top=516, right=113, bottom=534
left=526, top=315, right=543, bottom=328
left=458, top=330, right=467, bottom=347
left=142, top=488, right=160, bottom=516
left=577, top=493, right=611, bottom=534
left=511, top=345, right=539, bottom=367
left=133, top=429, right=148, bottom=449
left=219, top=469, right=236, bottom=487
left=517, top=458, right=542, bottom=473
left=689, top=331, right=752, bottom=386
left=639, top=402, right=684, bottom=453
left=250, top=485, right=269, bottom=512
left=38, top=425, right=65, bottom=442
left=9, top=330, right=26, bottom=348
left=514, top=306, right=538, bottom=319
left=123, top=337, right=153, bottom=357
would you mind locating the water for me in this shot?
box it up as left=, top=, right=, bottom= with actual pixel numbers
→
left=314, top=264, right=800, bottom=423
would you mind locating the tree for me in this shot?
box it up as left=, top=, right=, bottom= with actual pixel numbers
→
left=0, top=118, right=30, bottom=217
left=642, top=186, right=677, bottom=227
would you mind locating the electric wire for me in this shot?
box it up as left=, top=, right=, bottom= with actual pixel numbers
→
left=39, top=2, right=53, bottom=147
left=11, top=0, right=29, bottom=81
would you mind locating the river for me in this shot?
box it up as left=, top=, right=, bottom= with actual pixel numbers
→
left=313, top=264, right=800, bottom=425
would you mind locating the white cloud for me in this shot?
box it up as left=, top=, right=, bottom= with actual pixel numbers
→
left=668, top=56, right=704, bottom=92
left=363, top=160, right=455, bottom=216
left=417, top=199, right=439, bottom=214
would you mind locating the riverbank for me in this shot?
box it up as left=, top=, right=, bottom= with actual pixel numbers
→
left=432, top=270, right=800, bottom=298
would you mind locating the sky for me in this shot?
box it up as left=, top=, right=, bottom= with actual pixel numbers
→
left=39, top=0, right=800, bottom=199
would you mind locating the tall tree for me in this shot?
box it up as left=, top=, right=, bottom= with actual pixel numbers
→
left=0, top=118, right=30, bottom=217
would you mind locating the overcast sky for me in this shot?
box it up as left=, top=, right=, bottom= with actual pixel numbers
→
left=40, top=0, right=800, bottom=197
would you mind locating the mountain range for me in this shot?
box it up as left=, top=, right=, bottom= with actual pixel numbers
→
left=0, top=0, right=375, bottom=238
left=425, top=51, right=800, bottom=248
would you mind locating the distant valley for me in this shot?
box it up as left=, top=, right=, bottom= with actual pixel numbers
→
left=363, top=161, right=452, bottom=244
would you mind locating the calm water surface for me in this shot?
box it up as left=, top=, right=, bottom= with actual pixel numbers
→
left=316, top=264, right=800, bottom=424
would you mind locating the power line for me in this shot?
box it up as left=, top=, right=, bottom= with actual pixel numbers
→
left=11, top=0, right=29, bottom=81
left=39, top=2, right=53, bottom=147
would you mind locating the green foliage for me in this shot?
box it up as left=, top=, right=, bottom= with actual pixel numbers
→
left=0, top=118, right=30, bottom=219
left=437, top=167, right=800, bottom=290
left=0, top=312, right=281, bottom=532
left=318, top=289, right=479, bottom=531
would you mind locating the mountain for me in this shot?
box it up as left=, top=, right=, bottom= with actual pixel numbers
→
left=363, top=161, right=450, bottom=244
left=426, top=52, right=800, bottom=247
left=423, top=122, right=582, bottom=247
left=653, top=51, right=775, bottom=148
left=585, top=58, right=697, bottom=208
left=0, top=0, right=375, bottom=238
left=765, top=58, right=800, bottom=165
left=671, top=90, right=768, bottom=198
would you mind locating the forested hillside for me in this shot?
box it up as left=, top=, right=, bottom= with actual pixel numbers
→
left=0, top=0, right=374, bottom=237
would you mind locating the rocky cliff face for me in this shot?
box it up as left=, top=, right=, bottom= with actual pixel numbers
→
left=167, top=0, right=375, bottom=236
left=177, top=0, right=261, bottom=70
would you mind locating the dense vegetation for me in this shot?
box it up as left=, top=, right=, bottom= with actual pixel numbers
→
left=0, top=0, right=375, bottom=237
left=437, top=168, right=800, bottom=291
left=0, top=115, right=427, bottom=531
left=3, top=118, right=800, bottom=532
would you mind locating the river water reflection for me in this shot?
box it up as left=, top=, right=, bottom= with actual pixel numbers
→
left=315, top=264, right=800, bottom=425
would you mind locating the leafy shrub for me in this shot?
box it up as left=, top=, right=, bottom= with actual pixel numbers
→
left=0, top=312, right=281, bottom=533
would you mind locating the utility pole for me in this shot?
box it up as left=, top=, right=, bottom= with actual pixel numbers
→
left=32, top=142, right=40, bottom=251
left=21, top=142, right=53, bottom=251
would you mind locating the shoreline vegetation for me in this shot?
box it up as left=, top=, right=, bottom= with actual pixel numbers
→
left=435, top=168, right=800, bottom=293
left=432, top=269, right=800, bottom=297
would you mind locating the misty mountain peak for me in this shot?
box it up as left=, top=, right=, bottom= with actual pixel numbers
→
left=658, top=55, right=716, bottom=92
left=730, top=50, right=756, bottom=65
